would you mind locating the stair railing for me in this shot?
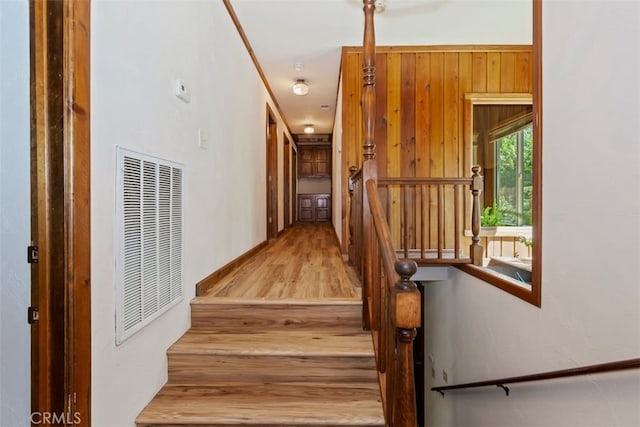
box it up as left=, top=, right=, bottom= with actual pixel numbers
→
left=366, top=178, right=421, bottom=427
left=377, top=170, right=484, bottom=266
left=351, top=1, right=469, bottom=424
left=432, top=358, right=640, bottom=397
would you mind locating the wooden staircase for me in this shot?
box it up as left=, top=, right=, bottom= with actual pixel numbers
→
left=136, top=298, right=385, bottom=426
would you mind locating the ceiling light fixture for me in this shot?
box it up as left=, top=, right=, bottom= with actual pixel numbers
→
left=293, top=79, right=309, bottom=96
left=303, top=124, right=315, bottom=134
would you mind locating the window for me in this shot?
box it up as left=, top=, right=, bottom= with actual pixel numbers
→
left=462, top=93, right=540, bottom=306
left=492, top=115, right=533, bottom=226
left=116, top=148, right=183, bottom=344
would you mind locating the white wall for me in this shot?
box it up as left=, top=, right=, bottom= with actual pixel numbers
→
left=424, top=2, right=640, bottom=426
left=91, top=1, right=290, bottom=425
left=0, top=0, right=31, bottom=426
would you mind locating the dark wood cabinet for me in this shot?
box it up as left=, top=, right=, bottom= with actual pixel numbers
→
left=298, top=194, right=331, bottom=223
left=298, top=147, right=331, bottom=178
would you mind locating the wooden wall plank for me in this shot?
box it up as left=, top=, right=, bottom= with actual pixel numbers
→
left=443, top=53, right=459, bottom=178
left=428, top=53, right=444, bottom=247
left=458, top=52, right=473, bottom=253
left=401, top=54, right=416, bottom=247
left=414, top=53, right=430, bottom=178
left=386, top=53, right=402, bottom=245
left=500, top=52, right=516, bottom=92
left=486, top=52, right=501, bottom=92
left=415, top=53, right=431, bottom=250
left=458, top=53, right=473, bottom=177
left=471, top=52, right=487, bottom=93
left=428, top=53, right=444, bottom=178
left=386, top=53, right=402, bottom=178
left=443, top=53, right=459, bottom=248
left=375, top=53, right=388, bottom=178
left=401, top=54, right=416, bottom=178
left=515, top=52, right=531, bottom=92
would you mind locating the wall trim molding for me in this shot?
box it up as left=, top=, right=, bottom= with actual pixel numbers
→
left=195, top=240, right=269, bottom=296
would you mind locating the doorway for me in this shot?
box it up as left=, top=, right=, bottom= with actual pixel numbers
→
left=283, top=134, right=291, bottom=228
left=266, top=105, right=278, bottom=239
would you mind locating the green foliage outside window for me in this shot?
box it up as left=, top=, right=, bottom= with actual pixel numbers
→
left=494, top=125, right=533, bottom=226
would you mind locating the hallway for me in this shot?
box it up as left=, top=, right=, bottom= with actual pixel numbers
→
left=201, top=222, right=361, bottom=300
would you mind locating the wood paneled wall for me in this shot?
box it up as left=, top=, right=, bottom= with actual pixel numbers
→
left=340, top=46, right=533, bottom=252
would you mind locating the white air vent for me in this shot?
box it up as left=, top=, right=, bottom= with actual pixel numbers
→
left=116, top=148, right=183, bottom=344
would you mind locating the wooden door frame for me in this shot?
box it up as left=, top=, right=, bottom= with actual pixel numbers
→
left=283, top=133, right=291, bottom=228
left=30, top=0, right=91, bottom=425
left=292, top=147, right=298, bottom=223
left=265, top=105, right=278, bottom=239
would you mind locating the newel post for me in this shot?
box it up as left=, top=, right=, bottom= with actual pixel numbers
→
left=361, top=0, right=378, bottom=330
left=470, top=166, right=484, bottom=266
left=392, top=260, right=420, bottom=427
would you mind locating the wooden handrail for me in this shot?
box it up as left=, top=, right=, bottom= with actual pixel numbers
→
left=366, top=179, right=398, bottom=284
left=379, top=177, right=473, bottom=186
left=432, top=358, right=640, bottom=396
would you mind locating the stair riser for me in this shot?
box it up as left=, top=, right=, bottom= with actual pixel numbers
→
left=191, top=304, right=363, bottom=331
left=168, top=354, right=377, bottom=384
left=139, top=424, right=384, bottom=427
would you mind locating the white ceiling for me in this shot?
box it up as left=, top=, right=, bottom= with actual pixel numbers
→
left=228, top=0, right=532, bottom=136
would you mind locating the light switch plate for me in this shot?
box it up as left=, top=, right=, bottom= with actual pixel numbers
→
left=174, top=79, right=190, bottom=103
left=198, top=128, right=208, bottom=149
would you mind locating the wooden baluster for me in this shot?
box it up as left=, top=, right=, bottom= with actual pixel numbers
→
left=392, top=260, right=420, bottom=427
left=470, top=166, right=484, bottom=266
left=403, top=184, right=409, bottom=259
left=377, top=249, right=386, bottom=373
left=437, top=184, right=443, bottom=260
left=454, top=184, right=460, bottom=261
left=371, top=225, right=381, bottom=333
left=420, top=185, right=426, bottom=259
left=348, top=166, right=358, bottom=265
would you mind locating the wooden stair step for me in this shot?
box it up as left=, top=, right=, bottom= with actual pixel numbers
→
left=136, top=382, right=385, bottom=426
left=167, top=329, right=377, bottom=384
left=190, top=298, right=363, bottom=331
left=170, top=329, right=373, bottom=356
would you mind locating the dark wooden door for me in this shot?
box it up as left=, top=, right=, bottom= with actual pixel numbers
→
left=298, top=195, right=315, bottom=222
left=283, top=134, right=291, bottom=228
left=266, top=106, right=278, bottom=239
left=299, top=147, right=314, bottom=177
left=315, top=148, right=331, bottom=177
left=297, top=194, right=331, bottom=223
left=315, top=195, right=331, bottom=222
left=292, top=149, right=298, bottom=222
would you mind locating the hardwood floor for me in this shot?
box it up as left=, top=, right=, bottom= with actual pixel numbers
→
left=202, top=222, right=361, bottom=300
left=136, top=222, right=384, bottom=426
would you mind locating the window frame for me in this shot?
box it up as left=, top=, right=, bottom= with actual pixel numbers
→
left=460, top=91, right=541, bottom=306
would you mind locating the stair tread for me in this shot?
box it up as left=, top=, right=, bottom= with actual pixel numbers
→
left=169, top=329, right=374, bottom=356
left=191, top=297, right=361, bottom=306
left=136, top=382, right=385, bottom=426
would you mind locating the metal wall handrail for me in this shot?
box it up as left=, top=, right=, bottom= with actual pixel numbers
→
left=432, top=358, right=640, bottom=396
